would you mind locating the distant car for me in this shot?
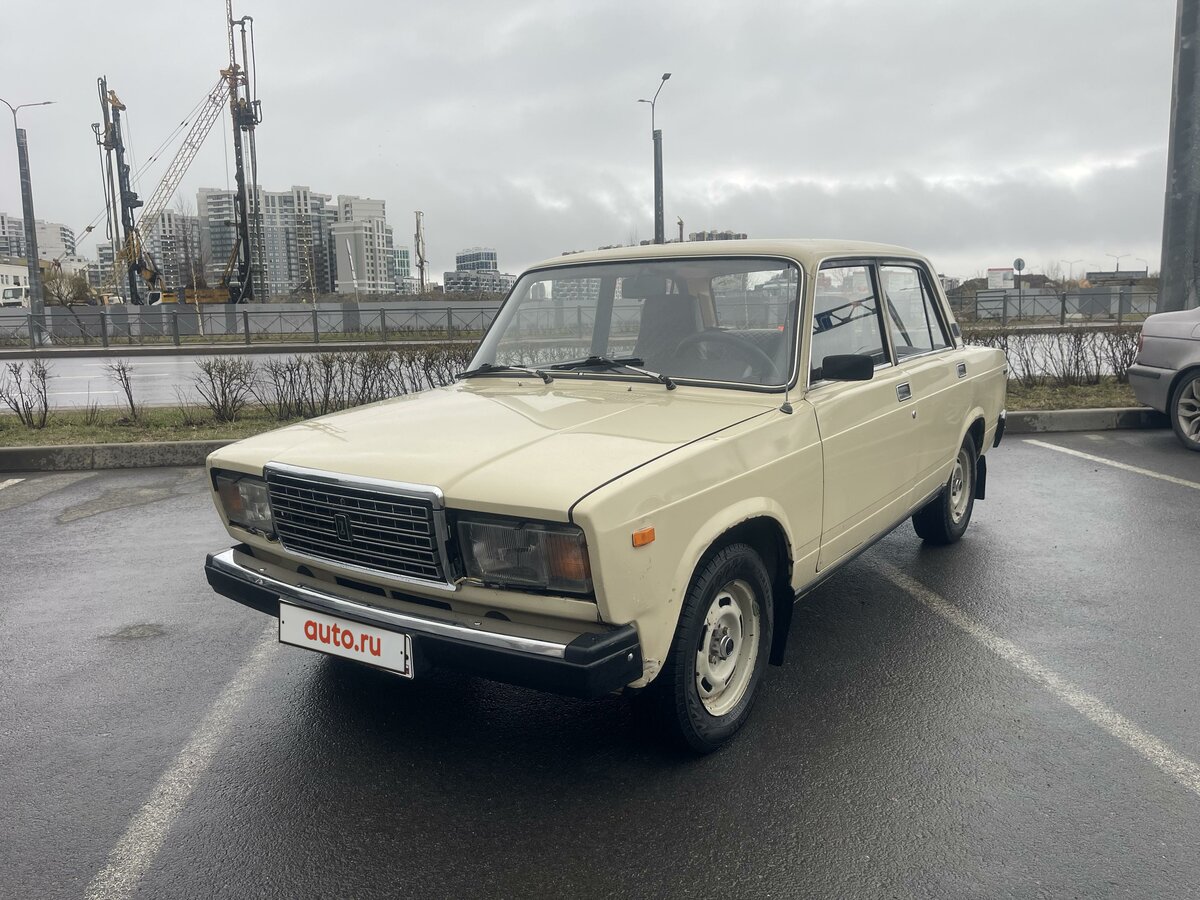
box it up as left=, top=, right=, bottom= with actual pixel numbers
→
left=1, top=286, right=30, bottom=308
left=203, top=240, right=1007, bottom=752
left=1129, top=306, right=1200, bottom=451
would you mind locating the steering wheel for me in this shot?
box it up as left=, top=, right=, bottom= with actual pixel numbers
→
left=673, top=329, right=778, bottom=380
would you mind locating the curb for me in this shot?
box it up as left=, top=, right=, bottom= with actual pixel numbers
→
left=0, top=407, right=1171, bottom=473
left=0, top=439, right=234, bottom=472
left=1005, top=406, right=1168, bottom=434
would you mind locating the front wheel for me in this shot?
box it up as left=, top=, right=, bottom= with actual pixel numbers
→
left=645, top=543, right=773, bottom=753
left=1170, top=371, right=1200, bottom=451
left=913, top=434, right=977, bottom=545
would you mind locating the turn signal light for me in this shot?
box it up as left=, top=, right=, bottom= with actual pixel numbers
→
left=632, top=526, right=656, bottom=548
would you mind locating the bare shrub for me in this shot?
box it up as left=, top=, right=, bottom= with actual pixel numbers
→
left=173, top=386, right=209, bottom=427
left=193, top=357, right=255, bottom=422
left=0, top=360, right=51, bottom=428
left=104, top=359, right=142, bottom=422
left=255, top=356, right=314, bottom=420
left=1101, top=326, right=1140, bottom=383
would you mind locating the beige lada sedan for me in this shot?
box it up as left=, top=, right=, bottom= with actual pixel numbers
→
left=204, top=240, right=1007, bottom=752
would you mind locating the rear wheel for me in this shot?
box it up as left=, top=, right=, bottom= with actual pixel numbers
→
left=1170, top=371, right=1200, bottom=452
left=645, top=543, right=773, bottom=753
left=913, top=434, right=977, bottom=545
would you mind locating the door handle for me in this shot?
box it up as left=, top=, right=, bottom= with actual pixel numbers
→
left=957, top=362, right=968, bottom=378
left=896, top=382, right=912, bottom=402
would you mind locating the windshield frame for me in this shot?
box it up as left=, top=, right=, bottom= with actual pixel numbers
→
left=465, top=254, right=806, bottom=395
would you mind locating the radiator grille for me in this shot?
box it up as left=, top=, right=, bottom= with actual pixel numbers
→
left=265, top=468, right=446, bottom=583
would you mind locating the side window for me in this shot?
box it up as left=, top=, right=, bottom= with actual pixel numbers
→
left=811, top=264, right=888, bottom=382
left=880, top=264, right=949, bottom=357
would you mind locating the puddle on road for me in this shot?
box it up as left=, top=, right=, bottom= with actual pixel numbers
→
left=56, top=470, right=207, bottom=524
left=0, top=471, right=98, bottom=513
left=103, top=623, right=167, bottom=640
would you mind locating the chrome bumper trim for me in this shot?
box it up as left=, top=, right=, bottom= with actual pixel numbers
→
left=209, top=548, right=568, bottom=659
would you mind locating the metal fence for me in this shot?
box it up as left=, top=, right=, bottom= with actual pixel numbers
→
left=0, top=302, right=502, bottom=350
left=0, top=289, right=1164, bottom=350
left=951, top=288, right=1157, bottom=325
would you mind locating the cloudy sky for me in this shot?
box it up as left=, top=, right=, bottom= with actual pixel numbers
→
left=0, top=0, right=1178, bottom=280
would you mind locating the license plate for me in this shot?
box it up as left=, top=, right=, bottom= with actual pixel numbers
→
left=279, top=602, right=413, bottom=678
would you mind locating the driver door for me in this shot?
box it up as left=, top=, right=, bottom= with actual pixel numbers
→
left=807, top=261, right=919, bottom=570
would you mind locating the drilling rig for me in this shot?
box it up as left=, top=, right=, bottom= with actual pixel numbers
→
left=93, top=3, right=262, bottom=304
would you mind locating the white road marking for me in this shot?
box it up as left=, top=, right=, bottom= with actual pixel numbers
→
left=0, top=478, right=24, bottom=491
left=85, top=621, right=278, bottom=900
left=881, top=563, right=1200, bottom=800
left=1024, top=439, right=1200, bottom=491
left=50, top=390, right=120, bottom=396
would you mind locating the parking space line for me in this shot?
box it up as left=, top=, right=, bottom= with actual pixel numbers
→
left=880, top=563, right=1200, bottom=800
left=1024, top=439, right=1200, bottom=491
left=0, top=478, right=24, bottom=491
left=85, top=620, right=278, bottom=900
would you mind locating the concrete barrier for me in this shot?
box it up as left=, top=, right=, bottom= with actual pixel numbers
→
left=0, top=439, right=233, bottom=472
left=1006, top=406, right=1168, bottom=434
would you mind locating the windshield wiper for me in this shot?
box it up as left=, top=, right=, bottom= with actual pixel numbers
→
left=458, top=362, right=553, bottom=384
left=550, top=355, right=676, bottom=390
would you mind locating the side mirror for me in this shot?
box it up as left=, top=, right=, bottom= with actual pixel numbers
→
left=821, top=354, right=874, bottom=381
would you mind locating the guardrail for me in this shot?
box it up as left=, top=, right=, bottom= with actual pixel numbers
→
left=0, top=303, right=503, bottom=350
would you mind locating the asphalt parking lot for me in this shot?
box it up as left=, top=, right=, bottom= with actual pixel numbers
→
left=2, top=428, right=1198, bottom=899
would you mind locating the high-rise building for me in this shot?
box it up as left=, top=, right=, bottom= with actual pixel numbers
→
left=258, top=186, right=335, bottom=297
left=197, top=188, right=238, bottom=288
left=144, top=209, right=201, bottom=292
left=444, top=246, right=514, bottom=294
left=0, top=214, right=25, bottom=257
left=455, top=247, right=499, bottom=272
left=333, top=195, right=395, bottom=296
left=0, top=214, right=78, bottom=260
left=443, top=269, right=517, bottom=293
left=688, top=230, right=748, bottom=242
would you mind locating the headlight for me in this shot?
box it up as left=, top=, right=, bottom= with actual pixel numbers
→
left=456, top=513, right=593, bottom=596
left=213, top=470, right=275, bottom=536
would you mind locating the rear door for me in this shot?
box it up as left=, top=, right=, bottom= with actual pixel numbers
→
left=878, top=261, right=965, bottom=500
left=807, top=261, right=919, bottom=571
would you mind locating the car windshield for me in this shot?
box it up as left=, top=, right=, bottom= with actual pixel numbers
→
left=468, top=257, right=801, bottom=388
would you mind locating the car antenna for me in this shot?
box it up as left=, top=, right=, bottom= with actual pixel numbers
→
left=780, top=378, right=793, bottom=415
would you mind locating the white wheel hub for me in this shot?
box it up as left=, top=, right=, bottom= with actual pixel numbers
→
left=695, top=578, right=760, bottom=717
left=949, top=451, right=971, bottom=523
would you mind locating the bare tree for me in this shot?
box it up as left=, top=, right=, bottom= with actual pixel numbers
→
left=42, top=268, right=92, bottom=306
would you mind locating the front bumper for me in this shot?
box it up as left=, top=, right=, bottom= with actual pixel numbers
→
left=205, top=546, right=643, bottom=698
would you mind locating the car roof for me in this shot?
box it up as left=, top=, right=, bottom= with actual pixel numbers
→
left=528, top=239, right=932, bottom=272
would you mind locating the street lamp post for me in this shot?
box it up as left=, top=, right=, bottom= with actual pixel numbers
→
left=638, top=73, right=671, bottom=244
left=1059, top=258, right=1084, bottom=284
left=0, top=98, right=53, bottom=337
left=1105, top=252, right=1129, bottom=272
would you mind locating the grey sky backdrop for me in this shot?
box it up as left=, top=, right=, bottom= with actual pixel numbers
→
left=0, top=0, right=1179, bottom=280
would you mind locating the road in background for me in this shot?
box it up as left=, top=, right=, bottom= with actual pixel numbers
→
left=3, top=429, right=1198, bottom=898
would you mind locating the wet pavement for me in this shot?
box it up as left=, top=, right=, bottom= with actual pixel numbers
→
left=2, top=428, right=1198, bottom=899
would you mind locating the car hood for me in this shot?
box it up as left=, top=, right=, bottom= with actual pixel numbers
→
left=212, top=379, right=777, bottom=518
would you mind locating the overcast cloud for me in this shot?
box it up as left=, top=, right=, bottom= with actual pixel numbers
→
left=0, top=0, right=1178, bottom=278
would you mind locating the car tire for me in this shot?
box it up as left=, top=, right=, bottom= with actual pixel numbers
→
left=912, top=434, right=977, bottom=545
left=1169, top=371, right=1200, bottom=452
left=644, top=543, right=774, bottom=754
